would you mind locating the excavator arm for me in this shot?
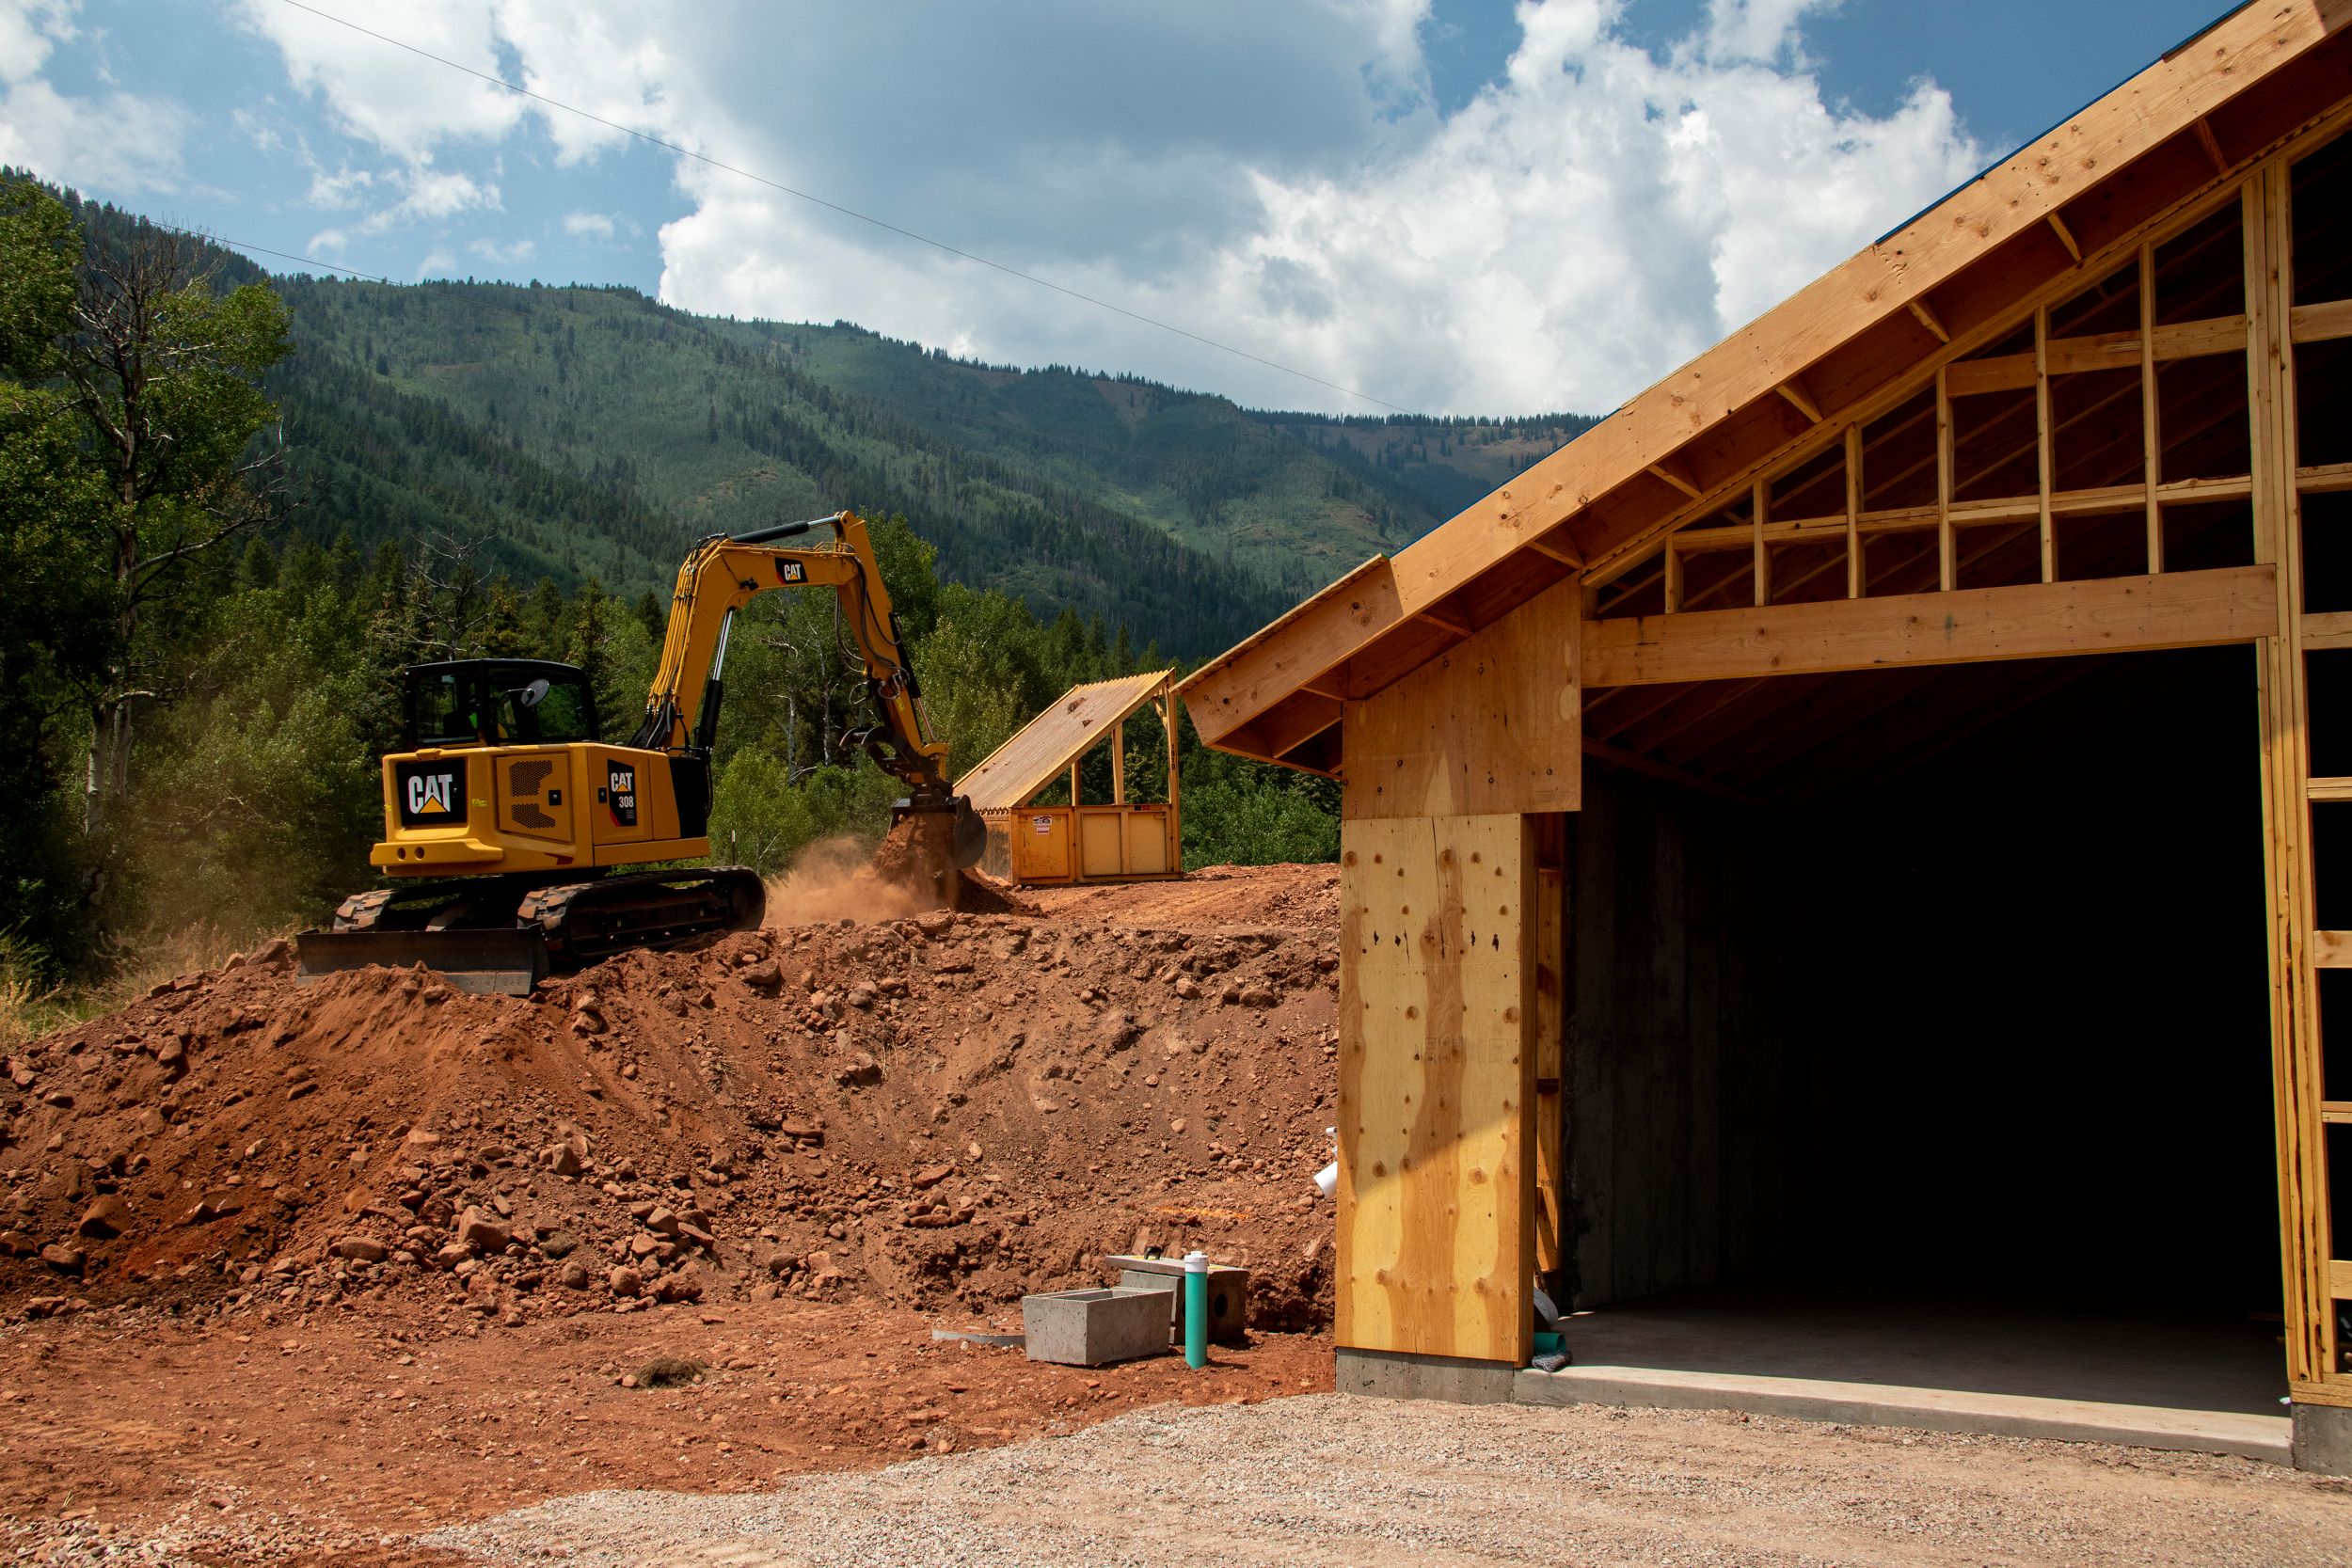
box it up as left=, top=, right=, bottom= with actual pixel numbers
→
left=633, top=511, right=977, bottom=843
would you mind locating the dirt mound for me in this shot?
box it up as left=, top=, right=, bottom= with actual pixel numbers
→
left=0, top=889, right=1338, bottom=1338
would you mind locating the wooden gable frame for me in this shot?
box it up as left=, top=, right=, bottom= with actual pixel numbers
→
left=1178, top=0, right=2352, bottom=771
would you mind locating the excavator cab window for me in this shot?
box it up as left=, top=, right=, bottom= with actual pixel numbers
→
left=409, top=669, right=472, bottom=748
left=403, top=660, right=600, bottom=750
left=490, top=669, right=596, bottom=745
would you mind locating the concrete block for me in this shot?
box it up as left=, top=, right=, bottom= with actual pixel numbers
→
left=1335, top=1346, right=1517, bottom=1405
left=1022, top=1288, right=1172, bottom=1367
left=2293, top=1402, right=2352, bottom=1474
left=1111, top=1259, right=1249, bottom=1344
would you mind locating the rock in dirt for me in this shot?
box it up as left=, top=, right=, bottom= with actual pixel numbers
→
left=455, top=1209, right=510, bottom=1254
left=75, top=1196, right=132, bottom=1240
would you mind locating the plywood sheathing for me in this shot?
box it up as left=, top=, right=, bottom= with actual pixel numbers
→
left=1179, top=0, right=2352, bottom=768
left=953, top=671, right=1173, bottom=813
left=1336, top=814, right=1534, bottom=1365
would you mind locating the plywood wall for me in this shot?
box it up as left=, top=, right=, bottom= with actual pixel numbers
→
left=1336, top=813, right=1534, bottom=1364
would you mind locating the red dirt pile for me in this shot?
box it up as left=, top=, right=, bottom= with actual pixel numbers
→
left=0, top=879, right=1339, bottom=1338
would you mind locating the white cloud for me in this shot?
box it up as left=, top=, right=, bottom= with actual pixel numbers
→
left=0, top=0, right=72, bottom=86
left=563, top=209, right=617, bottom=239
left=416, top=245, right=455, bottom=278
left=232, top=0, right=1982, bottom=414
left=467, top=235, right=534, bottom=263
left=305, top=164, right=375, bottom=208
left=0, top=0, right=188, bottom=192
left=231, top=0, right=524, bottom=164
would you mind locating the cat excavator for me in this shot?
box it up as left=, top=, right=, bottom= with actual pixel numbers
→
left=294, top=511, right=985, bottom=992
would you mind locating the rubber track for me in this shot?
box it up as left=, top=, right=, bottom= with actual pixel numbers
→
left=517, top=866, right=766, bottom=965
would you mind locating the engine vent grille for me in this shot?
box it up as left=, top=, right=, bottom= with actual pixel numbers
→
left=507, top=759, right=556, bottom=831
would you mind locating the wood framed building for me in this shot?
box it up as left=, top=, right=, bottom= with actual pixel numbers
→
left=1179, top=0, right=2352, bottom=1469
left=956, top=671, right=1183, bottom=886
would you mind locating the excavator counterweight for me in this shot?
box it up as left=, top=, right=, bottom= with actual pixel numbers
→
left=295, top=512, right=980, bottom=989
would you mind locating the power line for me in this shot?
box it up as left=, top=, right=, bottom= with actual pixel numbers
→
left=269, top=0, right=1417, bottom=416
left=169, top=226, right=391, bottom=284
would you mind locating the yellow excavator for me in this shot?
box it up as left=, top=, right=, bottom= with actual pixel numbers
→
left=295, top=511, right=984, bottom=991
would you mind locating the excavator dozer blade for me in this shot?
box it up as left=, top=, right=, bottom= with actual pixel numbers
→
left=294, top=927, right=549, bottom=996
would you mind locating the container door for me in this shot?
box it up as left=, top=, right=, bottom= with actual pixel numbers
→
left=1079, top=811, right=1124, bottom=879
left=1122, top=806, right=1169, bottom=876
left=1012, top=809, right=1073, bottom=883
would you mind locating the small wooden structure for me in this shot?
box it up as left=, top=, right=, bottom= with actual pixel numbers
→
left=1179, top=2, right=2352, bottom=1471
left=956, top=671, right=1183, bottom=886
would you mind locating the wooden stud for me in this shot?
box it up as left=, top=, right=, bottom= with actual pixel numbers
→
left=1936, top=363, right=1956, bottom=592
left=1110, top=715, right=1126, bottom=805
left=2047, top=211, right=2084, bottom=263
left=2036, top=305, right=2057, bottom=582
left=2304, top=610, right=2352, bottom=650
left=1908, top=297, right=1950, bottom=343
left=1525, top=534, right=1584, bottom=567
left=1414, top=606, right=1470, bottom=638
left=1844, top=424, right=1863, bottom=600
left=2142, top=244, right=2163, bottom=572
left=1774, top=379, right=1824, bottom=422
left=2293, top=297, right=2352, bottom=344
left=1067, top=760, right=1081, bottom=808
left=1163, top=691, right=1183, bottom=877
left=2194, top=115, right=2231, bottom=177
left=1752, top=478, right=1771, bottom=608
left=1580, top=564, right=2277, bottom=687
left=1663, top=539, right=1684, bottom=614
left=1532, top=814, right=1565, bottom=1282
left=2246, top=163, right=2335, bottom=1392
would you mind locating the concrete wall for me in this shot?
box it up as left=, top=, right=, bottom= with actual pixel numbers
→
left=1559, top=771, right=1802, bottom=1309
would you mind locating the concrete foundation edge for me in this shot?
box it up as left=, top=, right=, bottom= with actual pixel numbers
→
left=2293, top=1402, right=2352, bottom=1474
left=1335, top=1347, right=1517, bottom=1405
left=1516, top=1370, right=2289, bottom=1465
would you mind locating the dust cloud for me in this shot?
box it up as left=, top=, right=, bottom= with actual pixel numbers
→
left=761, top=826, right=953, bottom=927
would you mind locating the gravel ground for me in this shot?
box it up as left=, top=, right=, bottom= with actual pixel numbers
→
left=427, top=1394, right=2352, bottom=1568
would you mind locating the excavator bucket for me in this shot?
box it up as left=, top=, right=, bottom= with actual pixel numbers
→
left=951, top=797, right=987, bottom=870
left=294, top=927, right=549, bottom=996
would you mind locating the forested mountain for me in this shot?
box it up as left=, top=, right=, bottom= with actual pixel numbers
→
left=32, top=203, right=1581, bottom=658
left=264, top=281, right=1592, bottom=658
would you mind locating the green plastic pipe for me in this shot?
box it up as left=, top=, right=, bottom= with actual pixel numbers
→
left=1183, top=1250, right=1208, bottom=1369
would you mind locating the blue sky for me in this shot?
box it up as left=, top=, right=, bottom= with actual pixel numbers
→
left=0, top=1, right=2242, bottom=415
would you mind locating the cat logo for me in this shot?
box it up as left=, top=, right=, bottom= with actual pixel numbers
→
left=396, top=761, right=463, bottom=826
left=776, top=560, right=805, bottom=585
left=604, top=761, right=640, bottom=828
left=407, top=772, right=456, bottom=816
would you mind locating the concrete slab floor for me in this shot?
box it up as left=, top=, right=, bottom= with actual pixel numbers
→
left=1521, top=1284, right=2292, bottom=1463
